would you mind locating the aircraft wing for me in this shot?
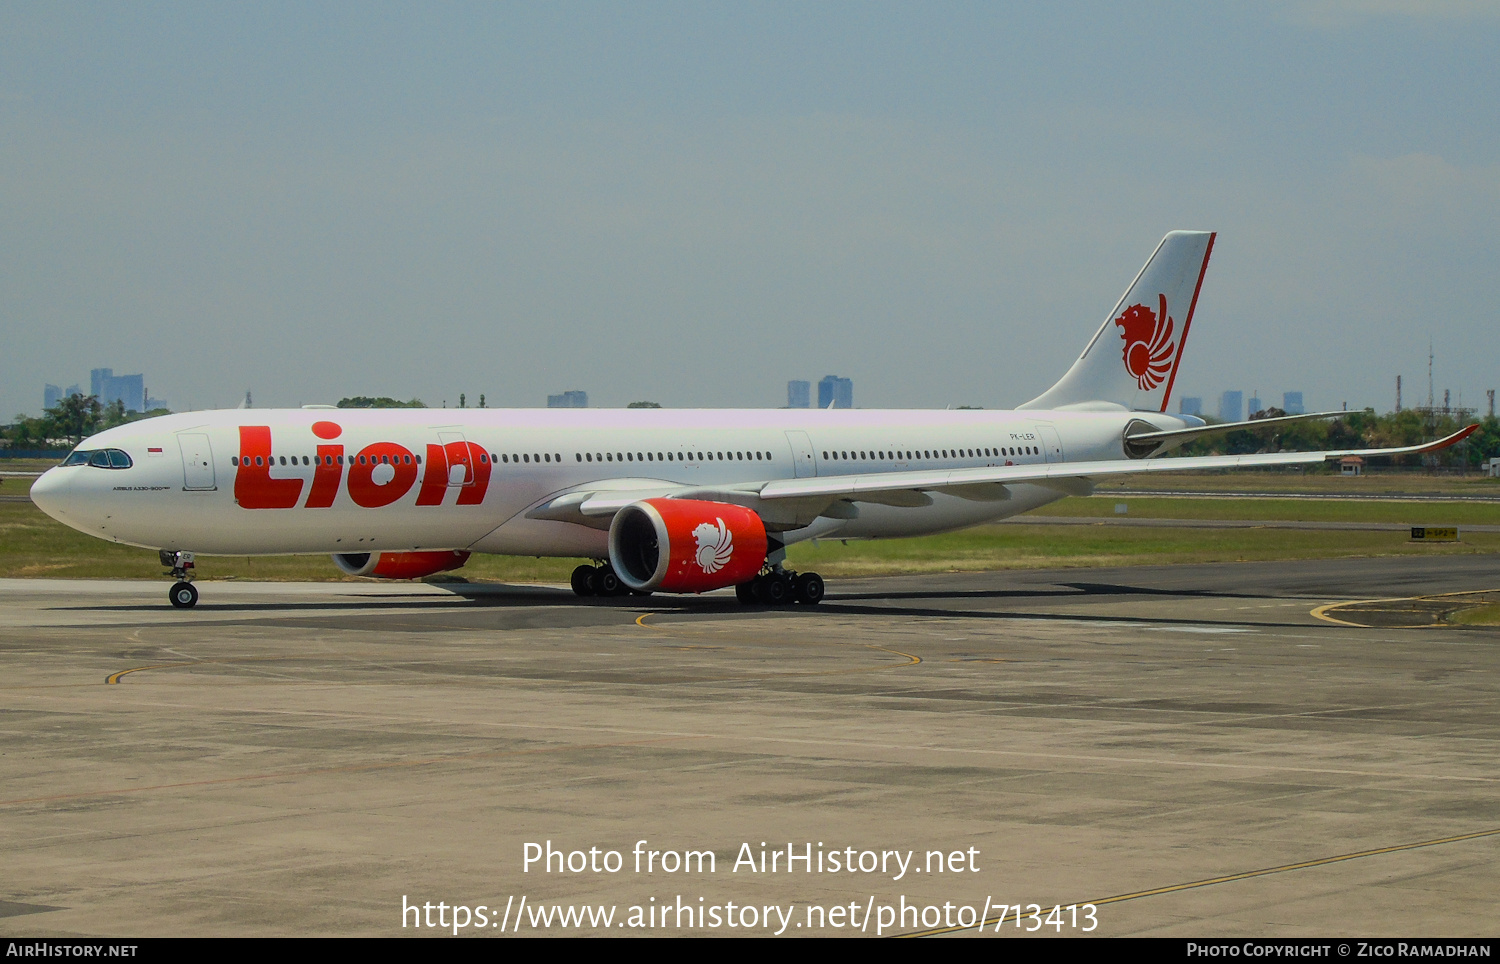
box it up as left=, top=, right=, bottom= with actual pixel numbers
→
left=527, top=424, right=1478, bottom=531
left=755, top=424, right=1479, bottom=503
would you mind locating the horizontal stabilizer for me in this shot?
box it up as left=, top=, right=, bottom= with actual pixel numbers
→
left=1126, top=410, right=1347, bottom=446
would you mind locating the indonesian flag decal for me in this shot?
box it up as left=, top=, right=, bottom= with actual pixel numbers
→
left=1114, top=293, right=1176, bottom=391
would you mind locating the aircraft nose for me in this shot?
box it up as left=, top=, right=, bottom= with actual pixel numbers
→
left=29, top=467, right=72, bottom=521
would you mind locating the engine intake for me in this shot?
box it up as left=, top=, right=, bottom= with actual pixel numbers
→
left=609, top=499, right=767, bottom=593
left=332, top=550, right=471, bottom=580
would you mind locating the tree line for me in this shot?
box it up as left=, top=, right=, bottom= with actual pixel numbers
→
left=3, top=394, right=168, bottom=449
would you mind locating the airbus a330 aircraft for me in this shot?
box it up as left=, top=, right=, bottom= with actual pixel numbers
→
left=29, top=231, right=1475, bottom=609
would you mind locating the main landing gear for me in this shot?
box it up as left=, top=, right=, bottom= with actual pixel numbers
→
left=160, top=550, right=199, bottom=608
left=736, top=568, right=824, bottom=607
left=570, top=563, right=650, bottom=598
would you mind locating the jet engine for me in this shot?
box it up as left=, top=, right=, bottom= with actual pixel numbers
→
left=608, top=499, right=767, bottom=593
left=332, top=550, right=471, bottom=580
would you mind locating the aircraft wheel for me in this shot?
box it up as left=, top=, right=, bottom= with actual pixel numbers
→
left=596, top=568, right=622, bottom=596
left=794, top=572, right=825, bottom=605
left=169, top=582, right=199, bottom=609
left=755, top=573, right=791, bottom=606
left=735, top=581, right=757, bottom=605
left=570, top=565, right=596, bottom=597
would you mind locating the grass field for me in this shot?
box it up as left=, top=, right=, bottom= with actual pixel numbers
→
left=2, top=470, right=1497, bottom=583
left=1454, top=605, right=1500, bottom=626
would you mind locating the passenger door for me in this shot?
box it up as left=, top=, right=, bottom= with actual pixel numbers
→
left=178, top=433, right=216, bottom=490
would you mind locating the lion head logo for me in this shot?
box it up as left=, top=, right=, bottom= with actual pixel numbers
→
left=1114, top=293, right=1176, bottom=391
left=693, top=518, right=734, bottom=574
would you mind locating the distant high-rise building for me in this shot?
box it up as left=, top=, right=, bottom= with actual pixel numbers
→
left=1219, top=390, right=1243, bottom=422
left=1247, top=396, right=1262, bottom=417
left=1283, top=391, right=1304, bottom=415
left=787, top=380, right=811, bottom=408
left=817, top=375, right=853, bottom=409
left=547, top=390, right=588, bottom=408
left=44, top=384, right=63, bottom=410
left=90, top=367, right=146, bottom=412
left=1179, top=396, right=1203, bottom=416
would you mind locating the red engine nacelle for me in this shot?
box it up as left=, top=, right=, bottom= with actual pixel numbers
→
left=332, top=550, right=471, bottom=580
left=609, top=499, right=768, bottom=593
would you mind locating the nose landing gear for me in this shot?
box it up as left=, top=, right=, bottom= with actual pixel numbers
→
left=161, top=550, right=199, bottom=608
left=169, top=581, right=199, bottom=608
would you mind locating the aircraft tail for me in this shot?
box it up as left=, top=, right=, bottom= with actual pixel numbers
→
left=1019, top=231, right=1215, bottom=412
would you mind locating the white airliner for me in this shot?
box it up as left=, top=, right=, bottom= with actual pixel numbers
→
left=29, top=231, right=1474, bottom=608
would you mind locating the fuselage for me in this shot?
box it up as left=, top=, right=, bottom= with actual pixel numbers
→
left=29, top=406, right=1183, bottom=557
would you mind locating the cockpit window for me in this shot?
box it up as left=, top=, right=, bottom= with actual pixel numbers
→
left=63, top=448, right=133, bottom=469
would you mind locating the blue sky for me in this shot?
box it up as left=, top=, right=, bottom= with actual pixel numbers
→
left=3, top=2, right=1496, bottom=416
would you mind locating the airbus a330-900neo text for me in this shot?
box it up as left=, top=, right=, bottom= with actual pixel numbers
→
left=29, top=232, right=1476, bottom=608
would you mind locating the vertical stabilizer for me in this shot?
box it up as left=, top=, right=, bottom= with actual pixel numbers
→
left=1019, top=231, right=1214, bottom=412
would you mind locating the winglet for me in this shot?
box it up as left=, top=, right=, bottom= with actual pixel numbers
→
left=1394, top=423, right=1478, bottom=456
left=1314, top=423, right=1479, bottom=461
